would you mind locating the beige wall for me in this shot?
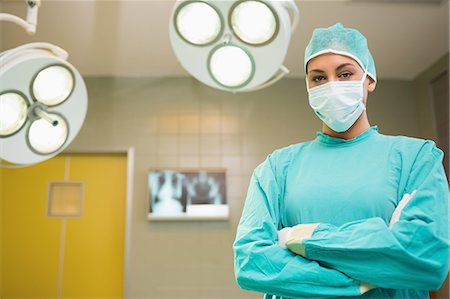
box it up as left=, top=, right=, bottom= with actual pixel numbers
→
left=68, top=76, right=422, bottom=298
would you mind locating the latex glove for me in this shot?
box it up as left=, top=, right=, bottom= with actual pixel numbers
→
left=389, top=190, right=417, bottom=228
left=277, top=227, right=293, bottom=248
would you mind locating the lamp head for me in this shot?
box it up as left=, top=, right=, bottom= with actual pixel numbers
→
left=0, top=43, right=88, bottom=166
left=169, top=0, right=298, bottom=92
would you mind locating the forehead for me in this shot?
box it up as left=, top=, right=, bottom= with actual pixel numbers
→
left=307, top=53, right=362, bottom=72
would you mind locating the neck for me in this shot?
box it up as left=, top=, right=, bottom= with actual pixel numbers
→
left=322, top=112, right=371, bottom=140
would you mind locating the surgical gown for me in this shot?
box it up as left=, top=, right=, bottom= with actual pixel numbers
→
left=233, top=126, right=449, bottom=299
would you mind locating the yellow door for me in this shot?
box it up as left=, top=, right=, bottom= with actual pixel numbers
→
left=1, top=154, right=127, bottom=298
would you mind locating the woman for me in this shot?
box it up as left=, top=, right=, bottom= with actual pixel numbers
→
left=233, top=23, right=449, bottom=299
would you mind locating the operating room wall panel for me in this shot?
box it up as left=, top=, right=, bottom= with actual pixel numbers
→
left=199, top=156, right=222, bottom=168
left=178, top=155, right=201, bottom=168
left=179, top=114, right=201, bottom=134
left=221, top=134, right=241, bottom=155
left=178, top=136, right=200, bottom=155
left=66, top=76, right=422, bottom=298
left=368, top=80, right=418, bottom=136
left=222, top=156, right=242, bottom=176
left=200, top=135, right=222, bottom=155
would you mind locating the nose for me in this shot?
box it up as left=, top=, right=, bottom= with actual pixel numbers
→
left=326, top=74, right=340, bottom=82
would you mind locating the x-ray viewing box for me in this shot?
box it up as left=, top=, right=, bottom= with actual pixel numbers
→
left=147, top=168, right=229, bottom=221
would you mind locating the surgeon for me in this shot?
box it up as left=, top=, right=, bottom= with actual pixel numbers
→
left=233, top=23, right=449, bottom=299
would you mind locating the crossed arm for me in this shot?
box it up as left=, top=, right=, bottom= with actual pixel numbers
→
left=234, top=142, right=449, bottom=297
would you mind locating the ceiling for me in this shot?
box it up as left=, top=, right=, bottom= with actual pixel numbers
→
left=0, top=0, right=448, bottom=80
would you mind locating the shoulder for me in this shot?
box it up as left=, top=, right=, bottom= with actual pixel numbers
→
left=381, top=133, right=443, bottom=161
left=270, top=140, right=314, bottom=165
left=254, top=140, right=313, bottom=177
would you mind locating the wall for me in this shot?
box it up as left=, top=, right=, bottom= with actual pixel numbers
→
left=67, top=76, right=420, bottom=298
left=413, top=53, right=449, bottom=299
left=414, top=53, right=449, bottom=140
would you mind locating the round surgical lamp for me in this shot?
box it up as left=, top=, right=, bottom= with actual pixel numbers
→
left=0, top=43, right=88, bottom=166
left=169, top=0, right=299, bottom=92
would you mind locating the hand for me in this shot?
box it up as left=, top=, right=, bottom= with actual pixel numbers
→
left=388, top=190, right=417, bottom=228
left=277, top=227, right=293, bottom=248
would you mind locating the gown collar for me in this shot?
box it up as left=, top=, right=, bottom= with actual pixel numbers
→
left=315, top=126, right=379, bottom=146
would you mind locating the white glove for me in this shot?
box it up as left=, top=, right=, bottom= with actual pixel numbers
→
left=389, top=190, right=417, bottom=228
left=277, top=227, right=293, bottom=248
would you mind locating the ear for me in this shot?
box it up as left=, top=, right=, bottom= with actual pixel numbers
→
left=367, top=77, right=377, bottom=93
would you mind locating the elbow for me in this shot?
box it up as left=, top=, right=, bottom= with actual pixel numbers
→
left=417, top=258, right=449, bottom=291
left=428, top=276, right=447, bottom=291
left=234, top=247, right=250, bottom=291
left=233, top=247, right=262, bottom=292
left=234, top=261, right=258, bottom=292
left=235, top=270, right=252, bottom=291
left=427, top=245, right=449, bottom=291
left=428, top=266, right=448, bottom=291
left=235, top=262, right=270, bottom=294
left=234, top=249, right=256, bottom=291
left=411, top=233, right=449, bottom=290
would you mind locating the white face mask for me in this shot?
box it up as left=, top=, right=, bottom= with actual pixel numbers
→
left=307, top=72, right=367, bottom=132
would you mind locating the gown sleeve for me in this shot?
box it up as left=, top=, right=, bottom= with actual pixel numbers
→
left=285, top=141, right=450, bottom=291
left=233, top=152, right=369, bottom=298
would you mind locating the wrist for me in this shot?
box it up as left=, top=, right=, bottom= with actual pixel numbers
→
left=285, top=223, right=320, bottom=256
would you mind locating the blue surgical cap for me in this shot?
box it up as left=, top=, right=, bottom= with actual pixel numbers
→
left=304, top=23, right=377, bottom=81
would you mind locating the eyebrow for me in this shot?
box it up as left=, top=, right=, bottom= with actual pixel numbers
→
left=309, top=63, right=358, bottom=74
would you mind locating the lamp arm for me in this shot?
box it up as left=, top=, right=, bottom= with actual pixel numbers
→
left=0, top=0, right=41, bottom=34
left=0, top=14, right=32, bottom=32
left=1, top=42, right=68, bottom=65
left=281, top=0, right=300, bottom=33
left=244, top=65, right=290, bottom=93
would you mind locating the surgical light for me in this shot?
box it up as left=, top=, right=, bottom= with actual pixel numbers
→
left=0, top=0, right=88, bottom=167
left=0, top=92, right=28, bottom=136
left=230, top=0, right=278, bottom=45
left=175, top=1, right=222, bottom=45
left=208, top=45, right=253, bottom=88
left=28, top=113, right=68, bottom=154
left=0, top=43, right=88, bottom=166
left=32, top=65, right=74, bottom=106
left=169, top=0, right=299, bottom=92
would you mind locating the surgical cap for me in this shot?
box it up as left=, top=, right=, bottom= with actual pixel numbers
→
left=304, top=23, right=377, bottom=81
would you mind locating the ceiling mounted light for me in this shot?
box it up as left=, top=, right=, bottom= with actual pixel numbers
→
left=0, top=92, right=29, bottom=137
left=175, top=1, right=223, bottom=45
left=0, top=0, right=88, bottom=167
left=208, top=44, right=254, bottom=88
left=170, top=0, right=299, bottom=92
left=230, top=0, right=278, bottom=45
left=32, top=65, right=74, bottom=106
left=28, top=113, right=68, bottom=154
left=0, top=43, right=88, bottom=167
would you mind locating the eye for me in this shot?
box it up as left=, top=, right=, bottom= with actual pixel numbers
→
left=339, top=72, right=353, bottom=79
left=312, top=75, right=326, bottom=83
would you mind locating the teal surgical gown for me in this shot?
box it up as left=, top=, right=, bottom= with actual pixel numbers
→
left=233, top=126, right=449, bottom=299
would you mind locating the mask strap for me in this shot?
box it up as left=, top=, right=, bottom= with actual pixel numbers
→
left=361, top=69, right=369, bottom=111
left=305, top=76, right=310, bottom=92
left=360, top=69, right=369, bottom=84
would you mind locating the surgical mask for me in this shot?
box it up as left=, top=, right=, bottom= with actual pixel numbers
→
left=307, top=71, right=367, bottom=132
